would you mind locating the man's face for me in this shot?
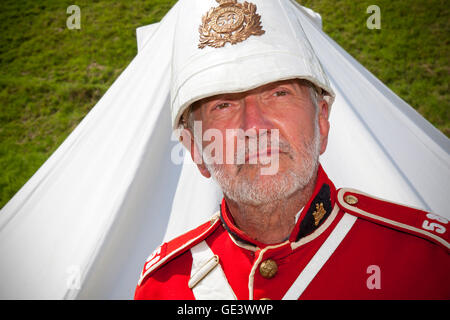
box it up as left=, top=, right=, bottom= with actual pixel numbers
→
left=186, top=79, right=330, bottom=205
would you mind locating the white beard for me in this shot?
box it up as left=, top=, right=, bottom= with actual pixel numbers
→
left=203, top=120, right=321, bottom=206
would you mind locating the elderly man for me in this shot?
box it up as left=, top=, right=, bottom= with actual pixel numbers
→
left=135, top=0, right=449, bottom=300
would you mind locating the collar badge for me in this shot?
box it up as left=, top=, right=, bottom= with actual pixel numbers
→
left=313, top=202, right=327, bottom=226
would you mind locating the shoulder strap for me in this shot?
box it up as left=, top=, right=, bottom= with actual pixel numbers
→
left=336, top=188, right=449, bottom=251
left=137, top=213, right=221, bottom=286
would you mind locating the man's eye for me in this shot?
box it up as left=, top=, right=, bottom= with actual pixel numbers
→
left=214, top=102, right=231, bottom=110
left=273, top=90, right=288, bottom=97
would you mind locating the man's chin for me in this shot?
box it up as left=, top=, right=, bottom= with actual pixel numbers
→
left=222, top=170, right=305, bottom=206
left=207, top=155, right=318, bottom=206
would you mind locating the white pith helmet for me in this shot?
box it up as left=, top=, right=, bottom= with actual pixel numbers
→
left=170, top=0, right=335, bottom=129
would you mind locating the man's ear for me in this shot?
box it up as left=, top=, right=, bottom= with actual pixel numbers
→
left=180, top=128, right=211, bottom=178
left=317, top=100, right=330, bottom=155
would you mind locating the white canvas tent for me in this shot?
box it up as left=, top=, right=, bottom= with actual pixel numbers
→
left=0, top=0, right=449, bottom=299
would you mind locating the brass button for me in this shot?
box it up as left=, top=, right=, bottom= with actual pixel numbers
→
left=259, top=297, right=271, bottom=300
left=259, top=259, right=278, bottom=279
left=344, top=194, right=358, bottom=205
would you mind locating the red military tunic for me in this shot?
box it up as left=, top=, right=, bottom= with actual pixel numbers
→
left=135, top=165, right=450, bottom=300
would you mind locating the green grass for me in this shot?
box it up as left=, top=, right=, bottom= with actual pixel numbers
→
left=0, top=0, right=448, bottom=208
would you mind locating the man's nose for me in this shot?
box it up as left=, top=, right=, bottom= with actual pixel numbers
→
left=241, top=94, right=274, bottom=134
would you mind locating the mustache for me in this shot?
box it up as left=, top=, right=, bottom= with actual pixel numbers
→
left=199, top=128, right=294, bottom=166
left=233, top=133, right=293, bottom=164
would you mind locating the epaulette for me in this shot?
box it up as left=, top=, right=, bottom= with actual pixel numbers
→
left=137, top=213, right=221, bottom=286
left=336, top=188, right=449, bottom=251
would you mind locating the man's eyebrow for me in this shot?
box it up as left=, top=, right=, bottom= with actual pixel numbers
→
left=200, top=81, right=297, bottom=107
left=203, top=93, right=243, bottom=103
